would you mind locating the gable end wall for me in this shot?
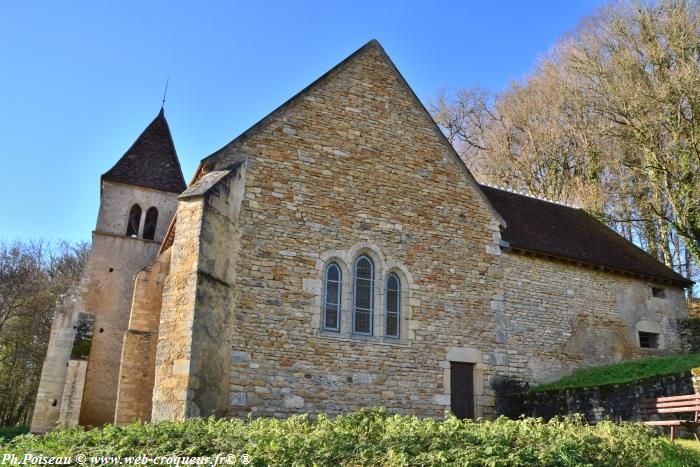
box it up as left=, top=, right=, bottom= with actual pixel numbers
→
left=197, top=42, right=505, bottom=418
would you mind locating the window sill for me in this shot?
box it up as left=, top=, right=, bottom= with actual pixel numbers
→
left=316, top=330, right=410, bottom=347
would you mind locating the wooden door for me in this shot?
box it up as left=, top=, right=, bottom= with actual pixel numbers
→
left=450, top=362, right=474, bottom=420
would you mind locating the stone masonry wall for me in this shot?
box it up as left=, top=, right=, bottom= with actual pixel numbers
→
left=152, top=166, right=247, bottom=420
left=31, top=256, right=94, bottom=433
left=151, top=199, right=205, bottom=421
left=56, top=312, right=95, bottom=427
left=30, top=288, right=86, bottom=433
left=114, top=249, right=171, bottom=425
left=79, top=182, right=178, bottom=427
left=186, top=42, right=506, bottom=419
left=57, top=360, right=89, bottom=427
left=96, top=181, right=177, bottom=241
left=497, top=372, right=694, bottom=423
left=33, top=179, right=179, bottom=431
left=78, top=232, right=162, bottom=426
left=115, top=332, right=159, bottom=424
left=501, top=253, right=687, bottom=384
left=679, top=318, right=700, bottom=353
left=186, top=168, right=246, bottom=417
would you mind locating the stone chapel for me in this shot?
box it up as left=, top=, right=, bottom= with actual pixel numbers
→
left=31, top=40, right=692, bottom=433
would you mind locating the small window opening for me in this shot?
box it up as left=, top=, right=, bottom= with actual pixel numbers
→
left=51, top=399, right=57, bottom=407
left=639, top=331, right=659, bottom=349
left=323, top=263, right=341, bottom=332
left=126, top=204, right=142, bottom=237
left=99, top=328, right=104, bottom=333
left=385, top=273, right=400, bottom=338
left=651, top=287, right=666, bottom=298
left=143, top=207, right=158, bottom=240
left=353, top=255, right=374, bottom=335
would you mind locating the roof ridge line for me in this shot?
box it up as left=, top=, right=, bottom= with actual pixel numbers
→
left=479, top=183, right=580, bottom=209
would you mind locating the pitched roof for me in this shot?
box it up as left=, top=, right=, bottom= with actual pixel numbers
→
left=102, top=108, right=186, bottom=194
left=480, top=185, right=692, bottom=286
left=179, top=169, right=232, bottom=199
left=180, top=161, right=244, bottom=199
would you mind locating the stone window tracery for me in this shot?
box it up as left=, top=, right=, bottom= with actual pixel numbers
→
left=316, top=244, right=414, bottom=345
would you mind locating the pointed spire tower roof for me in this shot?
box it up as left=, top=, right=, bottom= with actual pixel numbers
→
left=102, top=109, right=186, bottom=193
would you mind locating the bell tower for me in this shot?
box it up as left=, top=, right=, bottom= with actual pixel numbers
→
left=31, top=109, right=186, bottom=431
left=79, top=108, right=186, bottom=426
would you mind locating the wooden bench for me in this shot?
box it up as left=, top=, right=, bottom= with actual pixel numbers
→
left=641, top=394, right=700, bottom=443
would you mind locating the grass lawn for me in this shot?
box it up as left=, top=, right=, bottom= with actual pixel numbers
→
left=533, top=351, right=700, bottom=392
left=678, top=439, right=700, bottom=456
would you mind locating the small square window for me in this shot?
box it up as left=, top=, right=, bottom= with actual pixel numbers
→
left=651, top=287, right=666, bottom=298
left=639, top=331, right=659, bottom=349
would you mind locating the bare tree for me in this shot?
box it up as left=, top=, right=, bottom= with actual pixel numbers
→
left=565, top=0, right=700, bottom=266
left=431, top=0, right=700, bottom=295
left=0, top=240, right=88, bottom=426
left=0, top=242, right=50, bottom=336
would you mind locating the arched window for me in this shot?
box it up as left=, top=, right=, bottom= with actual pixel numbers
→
left=126, top=204, right=142, bottom=237
left=143, top=207, right=159, bottom=240
left=386, top=273, right=400, bottom=338
left=323, top=263, right=341, bottom=331
left=353, top=255, right=374, bottom=335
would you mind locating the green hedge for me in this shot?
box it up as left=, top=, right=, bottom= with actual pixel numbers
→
left=2, top=409, right=698, bottom=466
left=0, top=426, right=28, bottom=442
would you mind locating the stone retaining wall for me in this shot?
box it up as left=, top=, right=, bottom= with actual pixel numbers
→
left=495, top=372, right=693, bottom=423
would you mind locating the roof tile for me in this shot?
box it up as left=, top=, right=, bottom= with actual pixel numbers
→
left=480, top=185, right=691, bottom=286
left=102, top=109, right=186, bottom=193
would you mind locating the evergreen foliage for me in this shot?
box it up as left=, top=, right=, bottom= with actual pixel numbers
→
left=3, top=409, right=698, bottom=466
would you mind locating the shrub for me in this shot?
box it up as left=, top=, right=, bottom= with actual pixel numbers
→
left=2, top=409, right=697, bottom=466
left=0, top=426, right=28, bottom=442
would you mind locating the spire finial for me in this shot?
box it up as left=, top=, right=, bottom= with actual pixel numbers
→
left=161, top=77, right=169, bottom=110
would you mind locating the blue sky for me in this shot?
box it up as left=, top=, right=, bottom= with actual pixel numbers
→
left=0, top=0, right=605, bottom=243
